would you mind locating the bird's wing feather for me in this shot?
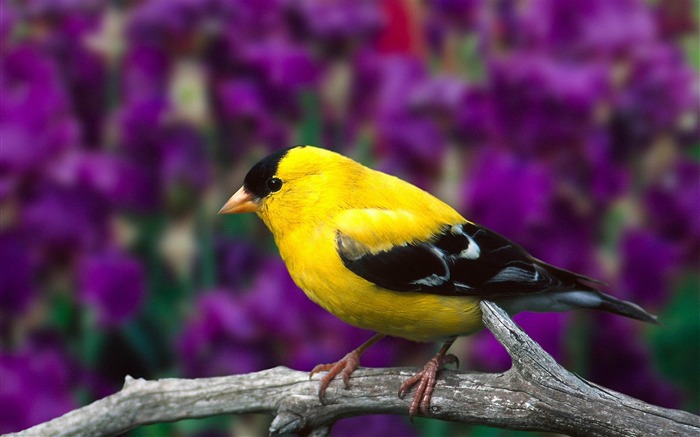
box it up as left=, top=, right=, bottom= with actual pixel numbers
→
left=334, top=208, right=453, bottom=292
left=335, top=210, right=595, bottom=296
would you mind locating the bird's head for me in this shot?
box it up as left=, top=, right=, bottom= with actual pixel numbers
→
left=219, top=145, right=359, bottom=234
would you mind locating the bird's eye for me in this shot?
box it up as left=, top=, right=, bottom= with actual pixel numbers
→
left=267, top=177, right=283, bottom=192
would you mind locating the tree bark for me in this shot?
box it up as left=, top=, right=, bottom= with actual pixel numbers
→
left=4, top=301, right=698, bottom=437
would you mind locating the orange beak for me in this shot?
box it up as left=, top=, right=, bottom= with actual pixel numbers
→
left=218, top=186, right=260, bottom=214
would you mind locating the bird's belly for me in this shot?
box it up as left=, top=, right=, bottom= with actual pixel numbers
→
left=278, top=228, right=483, bottom=342
left=295, top=270, right=484, bottom=342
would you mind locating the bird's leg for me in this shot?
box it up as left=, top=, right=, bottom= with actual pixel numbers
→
left=398, top=337, right=458, bottom=420
left=310, top=333, right=386, bottom=401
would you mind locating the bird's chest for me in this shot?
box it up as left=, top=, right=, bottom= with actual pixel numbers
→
left=276, top=226, right=351, bottom=306
left=275, top=226, right=483, bottom=342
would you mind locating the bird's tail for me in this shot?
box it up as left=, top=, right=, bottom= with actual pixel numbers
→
left=539, top=262, right=658, bottom=324
left=495, top=289, right=658, bottom=324
left=595, top=291, right=658, bottom=324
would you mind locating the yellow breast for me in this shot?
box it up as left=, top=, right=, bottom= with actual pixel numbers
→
left=277, top=225, right=483, bottom=342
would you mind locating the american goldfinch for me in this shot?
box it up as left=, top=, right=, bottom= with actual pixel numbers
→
left=219, top=145, right=656, bottom=419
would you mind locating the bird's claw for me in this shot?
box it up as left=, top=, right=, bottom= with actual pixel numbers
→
left=398, top=353, right=458, bottom=420
left=309, top=350, right=361, bottom=402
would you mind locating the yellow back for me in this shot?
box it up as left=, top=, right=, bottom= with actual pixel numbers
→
left=257, top=146, right=464, bottom=242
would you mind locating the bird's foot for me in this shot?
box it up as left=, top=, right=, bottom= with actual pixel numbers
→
left=309, top=350, right=362, bottom=402
left=398, top=353, right=459, bottom=420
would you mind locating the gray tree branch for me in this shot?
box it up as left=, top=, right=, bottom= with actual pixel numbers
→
left=4, top=301, right=699, bottom=437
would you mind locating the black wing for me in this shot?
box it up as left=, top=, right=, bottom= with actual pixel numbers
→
left=336, top=222, right=600, bottom=297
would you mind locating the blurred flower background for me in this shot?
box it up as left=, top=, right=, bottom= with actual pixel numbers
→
left=0, top=0, right=698, bottom=435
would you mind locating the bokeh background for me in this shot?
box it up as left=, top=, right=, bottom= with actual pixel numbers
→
left=1, top=0, right=698, bottom=435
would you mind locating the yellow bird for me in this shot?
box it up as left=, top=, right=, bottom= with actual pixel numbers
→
left=219, top=145, right=656, bottom=419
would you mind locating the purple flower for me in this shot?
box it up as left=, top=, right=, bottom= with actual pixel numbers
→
left=201, top=0, right=284, bottom=67
left=405, top=74, right=499, bottom=154
left=588, top=314, right=681, bottom=408
left=213, top=79, right=286, bottom=158
left=0, top=337, right=77, bottom=433
left=487, top=54, right=610, bottom=154
left=214, top=238, right=264, bottom=288
left=408, top=74, right=469, bottom=119
left=644, top=159, right=700, bottom=264
left=209, top=38, right=320, bottom=145
left=241, top=38, right=320, bottom=112
left=21, top=0, right=104, bottom=62
left=425, top=0, right=482, bottom=38
left=286, top=0, right=384, bottom=56
left=18, top=0, right=107, bottom=146
left=463, top=149, right=554, bottom=240
left=121, top=45, right=172, bottom=103
left=23, top=185, right=109, bottom=254
left=114, top=99, right=167, bottom=211
left=126, top=0, right=202, bottom=50
left=177, top=290, right=267, bottom=377
left=117, top=97, right=168, bottom=161
left=59, top=48, right=108, bottom=147
left=613, top=44, right=698, bottom=151
left=620, top=228, right=679, bottom=307
left=0, top=1, right=16, bottom=47
left=289, top=0, right=384, bottom=40
left=48, top=150, right=155, bottom=212
left=514, top=0, right=656, bottom=58
left=0, top=233, right=36, bottom=322
left=79, top=249, right=146, bottom=328
left=368, top=56, right=449, bottom=186
left=453, top=85, right=497, bottom=146
left=126, top=0, right=247, bottom=57
left=0, top=44, right=79, bottom=174
left=463, top=149, right=600, bottom=274
left=24, top=0, right=103, bottom=19
left=528, top=197, right=599, bottom=275
left=584, top=134, right=630, bottom=205
left=158, top=124, right=210, bottom=210
left=373, top=55, right=427, bottom=117
left=376, top=114, right=445, bottom=188
left=216, top=79, right=267, bottom=120
left=429, top=0, right=482, bottom=21
left=118, top=102, right=210, bottom=212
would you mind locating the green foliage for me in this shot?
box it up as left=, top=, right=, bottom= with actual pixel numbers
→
left=649, top=273, right=700, bottom=412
